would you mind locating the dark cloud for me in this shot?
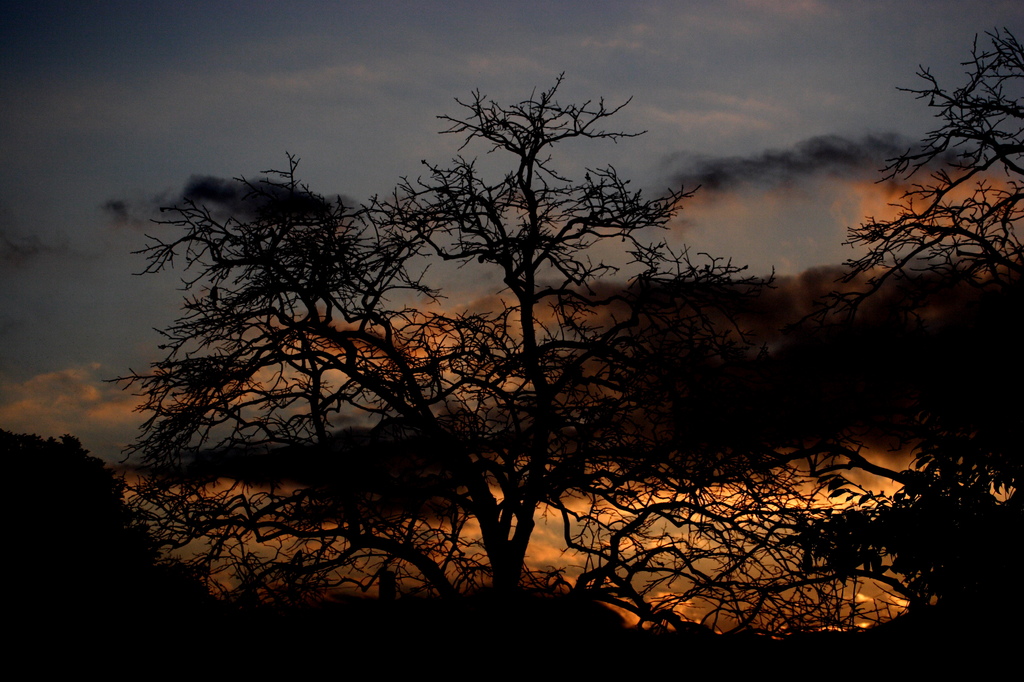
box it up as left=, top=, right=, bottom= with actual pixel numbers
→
left=101, top=199, right=129, bottom=221
left=104, top=175, right=250, bottom=223
left=0, top=202, right=50, bottom=266
left=181, top=175, right=250, bottom=214
left=103, top=172, right=358, bottom=231
left=729, top=267, right=1022, bottom=444
left=101, top=195, right=158, bottom=229
left=0, top=229, right=62, bottom=267
left=668, top=134, right=916, bottom=195
left=744, top=264, right=1012, bottom=346
left=741, top=265, right=850, bottom=342
left=176, top=174, right=355, bottom=220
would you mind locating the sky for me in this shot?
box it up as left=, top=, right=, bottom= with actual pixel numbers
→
left=1, top=0, right=1021, bottom=462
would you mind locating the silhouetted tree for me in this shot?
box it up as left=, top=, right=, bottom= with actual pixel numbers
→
left=6, top=429, right=210, bottom=621
left=835, top=28, right=1022, bottom=316
left=803, top=30, right=1022, bottom=620
left=123, top=79, right=829, bottom=630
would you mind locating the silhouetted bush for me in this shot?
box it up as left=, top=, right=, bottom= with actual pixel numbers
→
left=5, top=429, right=213, bottom=626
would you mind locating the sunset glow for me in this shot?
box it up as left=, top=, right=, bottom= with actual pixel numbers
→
left=4, top=1, right=1019, bottom=647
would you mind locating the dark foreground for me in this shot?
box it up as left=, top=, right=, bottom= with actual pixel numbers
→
left=27, top=594, right=1018, bottom=676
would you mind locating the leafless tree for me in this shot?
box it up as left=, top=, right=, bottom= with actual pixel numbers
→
left=124, top=78, right=833, bottom=630
left=834, top=28, right=1022, bottom=318
left=803, top=30, right=1022, bottom=619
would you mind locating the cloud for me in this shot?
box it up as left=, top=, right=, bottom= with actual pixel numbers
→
left=0, top=229, right=65, bottom=267
left=0, top=364, right=139, bottom=460
left=181, top=175, right=250, bottom=213
left=1, top=199, right=69, bottom=265
left=100, top=199, right=130, bottom=222
left=725, top=266, right=1022, bottom=457
left=103, top=170, right=359, bottom=233
left=668, top=134, right=918, bottom=195
left=180, top=173, right=357, bottom=222
left=742, top=264, right=850, bottom=340
left=746, top=264, right=1018, bottom=346
left=101, top=193, right=162, bottom=229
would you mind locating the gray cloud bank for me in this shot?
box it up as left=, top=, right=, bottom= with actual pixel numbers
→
left=668, top=134, right=919, bottom=194
left=104, top=172, right=358, bottom=227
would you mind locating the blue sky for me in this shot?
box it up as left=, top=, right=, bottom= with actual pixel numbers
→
left=2, top=0, right=1020, bottom=459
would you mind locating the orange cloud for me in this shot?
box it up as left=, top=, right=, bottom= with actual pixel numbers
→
left=0, top=364, right=138, bottom=459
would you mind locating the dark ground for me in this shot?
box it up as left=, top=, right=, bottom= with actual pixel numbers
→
left=26, top=594, right=1018, bottom=676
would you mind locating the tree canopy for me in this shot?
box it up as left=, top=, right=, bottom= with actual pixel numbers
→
left=123, top=79, right=837, bottom=630
left=122, top=32, right=1021, bottom=634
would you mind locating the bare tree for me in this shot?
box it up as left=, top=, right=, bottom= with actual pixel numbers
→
left=124, top=79, right=828, bottom=629
left=835, top=28, right=1022, bottom=318
left=803, top=30, right=1022, bottom=619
